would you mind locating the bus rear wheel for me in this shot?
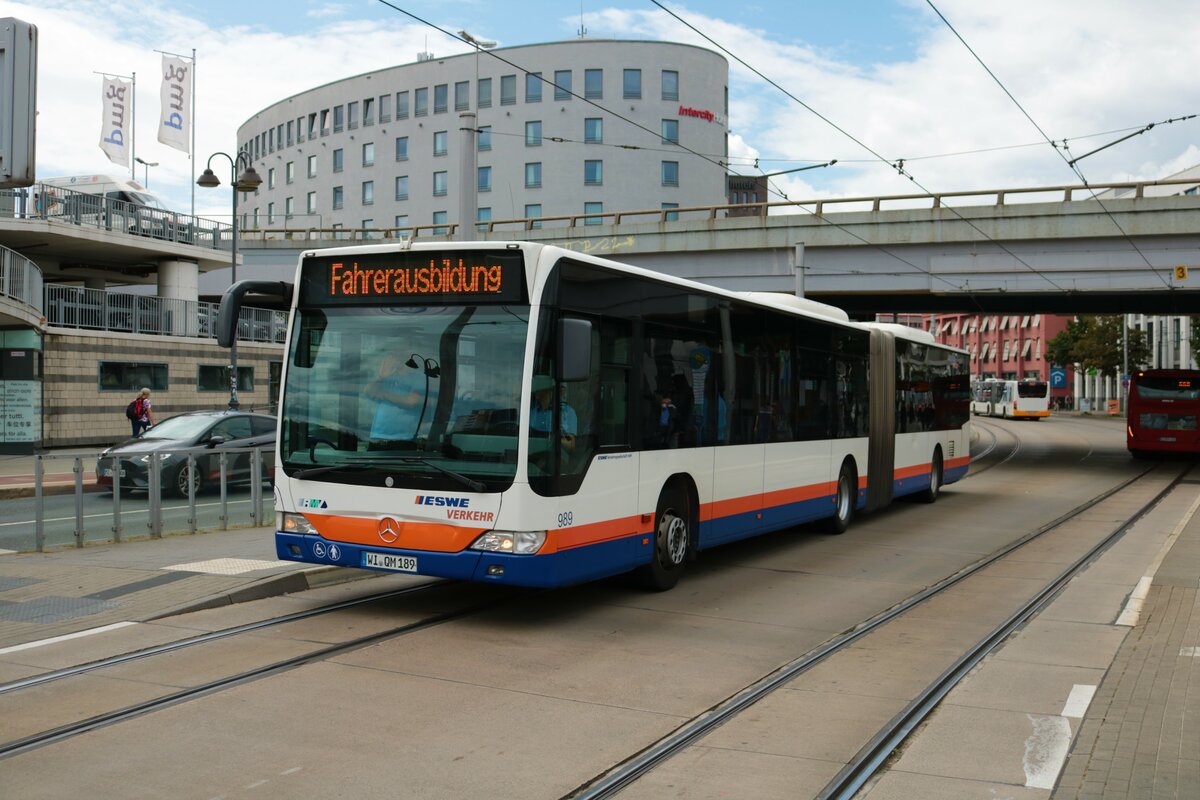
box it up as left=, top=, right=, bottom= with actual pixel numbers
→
left=640, top=485, right=692, bottom=591
left=918, top=450, right=942, bottom=503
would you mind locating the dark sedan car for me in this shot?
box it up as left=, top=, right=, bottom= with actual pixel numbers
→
left=96, top=410, right=276, bottom=497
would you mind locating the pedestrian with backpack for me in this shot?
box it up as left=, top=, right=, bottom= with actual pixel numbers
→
left=126, top=387, right=156, bottom=437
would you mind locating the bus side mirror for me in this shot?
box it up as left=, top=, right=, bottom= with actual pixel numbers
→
left=557, top=318, right=592, bottom=382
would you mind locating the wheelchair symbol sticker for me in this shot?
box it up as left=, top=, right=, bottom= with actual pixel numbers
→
left=312, top=541, right=328, bottom=559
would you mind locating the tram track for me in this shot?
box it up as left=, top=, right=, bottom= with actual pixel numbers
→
left=565, top=458, right=1186, bottom=800
left=0, top=579, right=526, bottom=759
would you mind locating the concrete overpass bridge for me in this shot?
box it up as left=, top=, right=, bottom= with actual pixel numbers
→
left=231, top=178, right=1200, bottom=316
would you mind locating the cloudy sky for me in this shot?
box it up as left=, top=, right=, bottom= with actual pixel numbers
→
left=7, top=0, right=1199, bottom=217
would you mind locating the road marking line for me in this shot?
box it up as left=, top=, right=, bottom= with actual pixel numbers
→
left=1116, top=490, right=1200, bottom=627
left=1182, top=647, right=1199, bottom=657
left=1061, top=683, right=1097, bottom=718
left=164, top=558, right=290, bottom=575
left=0, top=621, right=138, bottom=656
left=1023, top=713, right=1072, bottom=789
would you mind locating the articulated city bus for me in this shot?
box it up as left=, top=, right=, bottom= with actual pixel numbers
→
left=218, top=241, right=970, bottom=590
left=970, top=378, right=1050, bottom=419
left=1127, top=369, right=1200, bottom=457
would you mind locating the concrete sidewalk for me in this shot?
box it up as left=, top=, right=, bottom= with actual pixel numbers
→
left=0, top=526, right=364, bottom=651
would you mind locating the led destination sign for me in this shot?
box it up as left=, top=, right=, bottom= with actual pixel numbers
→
left=299, top=250, right=526, bottom=306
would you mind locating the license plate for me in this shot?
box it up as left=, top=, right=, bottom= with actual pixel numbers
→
left=363, top=552, right=418, bottom=572
left=1160, top=436, right=1177, bottom=442
left=100, top=467, right=127, bottom=477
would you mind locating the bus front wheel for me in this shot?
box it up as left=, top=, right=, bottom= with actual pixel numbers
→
left=822, top=462, right=856, bottom=534
left=640, top=485, right=692, bottom=591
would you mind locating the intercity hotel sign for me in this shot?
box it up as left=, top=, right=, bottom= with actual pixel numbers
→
left=678, top=105, right=725, bottom=126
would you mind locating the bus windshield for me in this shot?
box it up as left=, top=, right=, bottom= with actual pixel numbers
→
left=1017, top=381, right=1048, bottom=398
left=280, top=303, right=530, bottom=490
left=1135, top=376, right=1200, bottom=401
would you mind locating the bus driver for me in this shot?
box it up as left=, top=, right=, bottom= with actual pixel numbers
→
left=529, top=374, right=577, bottom=455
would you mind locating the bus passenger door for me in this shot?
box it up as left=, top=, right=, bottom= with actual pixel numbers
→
left=866, top=328, right=895, bottom=512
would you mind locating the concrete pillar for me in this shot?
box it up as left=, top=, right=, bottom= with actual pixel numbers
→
left=157, top=259, right=199, bottom=336
left=1074, top=362, right=1083, bottom=408
left=458, top=111, right=477, bottom=241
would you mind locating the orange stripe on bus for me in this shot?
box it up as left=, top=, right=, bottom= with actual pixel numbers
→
left=304, top=514, right=486, bottom=552
left=894, top=462, right=931, bottom=480
left=554, top=515, right=647, bottom=552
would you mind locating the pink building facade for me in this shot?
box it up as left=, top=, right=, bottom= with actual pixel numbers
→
left=893, top=313, right=1076, bottom=402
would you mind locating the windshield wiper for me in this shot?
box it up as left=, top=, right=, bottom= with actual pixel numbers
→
left=290, top=461, right=374, bottom=480
left=398, top=457, right=486, bottom=492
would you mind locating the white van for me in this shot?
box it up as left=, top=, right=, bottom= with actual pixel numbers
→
left=37, top=175, right=191, bottom=243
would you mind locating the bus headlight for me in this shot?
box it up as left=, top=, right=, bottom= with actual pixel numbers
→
left=279, top=512, right=318, bottom=535
left=470, top=530, right=547, bottom=555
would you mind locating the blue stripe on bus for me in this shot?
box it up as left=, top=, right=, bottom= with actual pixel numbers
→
left=699, top=493, right=840, bottom=548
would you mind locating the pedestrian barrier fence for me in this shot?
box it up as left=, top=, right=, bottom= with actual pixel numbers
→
left=19, top=447, right=274, bottom=553
left=0, top=244, right=43, bottom=314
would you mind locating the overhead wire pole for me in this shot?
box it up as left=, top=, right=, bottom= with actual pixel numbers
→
left=374, top=0, right=976, bottom=298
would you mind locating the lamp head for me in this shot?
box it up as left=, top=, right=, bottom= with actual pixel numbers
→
left=235, top=166, right=264, bottom=192
left=197, top=168, right=221, bottom=188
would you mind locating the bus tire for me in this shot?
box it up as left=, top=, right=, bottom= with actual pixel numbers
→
left=822, top=461, right=856, bottom=534
left=918, top=449, right=943, bottom=503
left=640, top=485, right=692, bottom=591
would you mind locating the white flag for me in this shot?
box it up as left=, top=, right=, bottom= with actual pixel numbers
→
left=99, top=77, right=131, bottom=168
left=157, top=55, right=191, bottom=153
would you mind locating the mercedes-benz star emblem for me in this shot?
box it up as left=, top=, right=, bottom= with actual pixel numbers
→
left=378, top=517, right=401, bottom=543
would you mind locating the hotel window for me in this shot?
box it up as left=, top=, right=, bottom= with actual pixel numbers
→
left=662, top=70, right=679, bottom=101
left=307, top=155, right=316, bottom=178
left=306, top=191, right=316, bottom=214
left=284, top=196, right=294, bottom=217
left=554, top=70, right=571, bottom=100
left=661, top=119, right=679, bottom=145
left=454, top=81, right=469, bottom=111
left=362, top=142, right=374, bottom=167
left=584, top=202, right=603, bottom=225
left=395, top=175, right=409, bottom=200
left=333, top=105, right=344, bottom=132
left=500, top=74, right=516, bottom=105
left=662, top=202, right=679, bottom=222
left=363, top=97, right=375, bottom=125
left=361, top=219, right=375, bottom=238
left=347, top=100, right=358, bottom=129
left=526, top=72, right=542, bottom=103
left=332, top=186, right=343, bottom=209
left=434, top=83, right=448, bottom=114
left=286, top=161, right=294, bottom=184
left=395, top=136, right=409, bottom=161
left=396, top=91, right=409, bottom=119
left=662, top=160, right=679, bottom=186
left=584, top=68, right=602, bottom=99
left=308, top=113, right=317, bottom=138
left=525, top=162, right=542, bottom=188
left=320, top=109, right=329, bottom=135
left=361, top=181, right=374, bottom=205
left=286, top=120, right=294, bottom=146
left=623, top=69, right=641, bottom=99
left=267, top=202, right=275, bottom=224
left=433, top=171, right=448, bottom=196
left=433, top=130, right=448, bottom=156
left=414, top=87, right=428, bottom=116
left=478, top=126, right=491, bottom=151
left=476, top=207, right=491, bottom=231
left=525, top=203, right=542, bottom=228
left=525, top=120, right=542, bottom=147
left=378, top=94, right=391, bottom=122
left=478, top=166, right=492, bottom=192
left=432, top=210, right=448, bottom=234
left=394, top=214, right=409, bottom=228
left=584, top=117, right=603, bottom=143
left=267, top=167, right=276, bottom=189
left=477, top=77, right=492, bottom=108
left=584, top=160, right=602, bottom=186
left=332, top=148, right=343, bottom=173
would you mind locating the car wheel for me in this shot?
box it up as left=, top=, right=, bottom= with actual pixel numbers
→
left=172, top=462, right=204, bottom=498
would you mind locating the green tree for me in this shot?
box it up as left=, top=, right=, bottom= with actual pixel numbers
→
left=1071, top=315, right=1148, bottom=375
left=1046, top=317, right=1088, bottom=367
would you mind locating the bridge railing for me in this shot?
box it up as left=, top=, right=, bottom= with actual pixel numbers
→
left=0, top=244, right=44, bottom=315
left=44, top=285, right=286, bottom=343
left=232, top=177, right=1200, bottom=244
left=1, top=184, right=232, bottom=249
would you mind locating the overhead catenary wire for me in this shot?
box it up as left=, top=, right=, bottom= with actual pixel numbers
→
left=650, top=0, right=1072, bottom=296
left=374, top=0, right=976, bottom=296
left=924, top=0, right=1180, bottom=291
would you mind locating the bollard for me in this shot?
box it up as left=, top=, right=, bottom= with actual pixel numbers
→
left=34, top=454, right=45, bottom=553
left=148, top=452, right=162, bottom=538
left=73, top=457, right=85, bottom=548
left=250, top=447, right=263, bottom=527
left=186, top=452, right=197, bottom=533
left=111, top=454, right=122, bottom=543
left=219, top=451, right=228, bottom=530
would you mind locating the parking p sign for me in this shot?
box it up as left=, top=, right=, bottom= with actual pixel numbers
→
left=1050, top=366, right=1067, bottom=388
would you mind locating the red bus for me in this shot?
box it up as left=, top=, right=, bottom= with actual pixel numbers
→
left=1126, top=369, right=1200, bottom=456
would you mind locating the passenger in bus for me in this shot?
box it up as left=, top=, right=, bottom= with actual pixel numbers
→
left=365, top=353, right=427, bottom=445
left=529, top=374, right=577, bottom=453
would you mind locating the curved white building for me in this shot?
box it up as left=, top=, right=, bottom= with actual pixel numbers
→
left=237, top=40, right=729, bottom=235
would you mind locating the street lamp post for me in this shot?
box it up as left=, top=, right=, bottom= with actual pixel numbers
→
left=197, top=152, right=263, bottom=409
left=134, top=157, right=159, bottom=187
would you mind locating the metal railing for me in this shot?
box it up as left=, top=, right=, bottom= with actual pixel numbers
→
left=0, top=244, right=43, bottom=314
left=44, top=285, right=288, bottom=343
left=235, top=177, right=1200, bottom=243
left=2, top=184, right=232, bottom=249
left=21, top=446, right=273, bottom=552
